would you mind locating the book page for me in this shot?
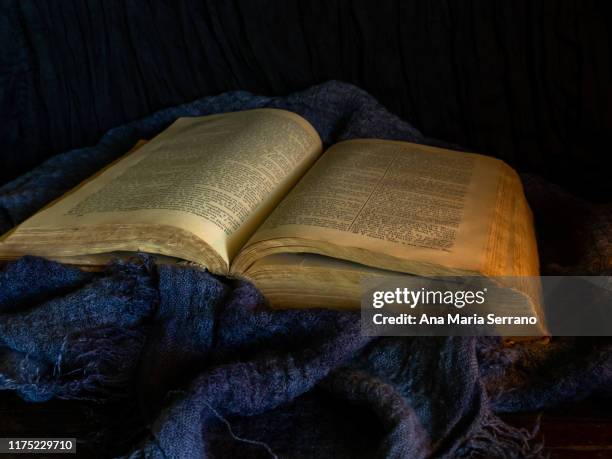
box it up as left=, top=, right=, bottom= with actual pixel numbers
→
left=243, top=139, right=502, bottom=273
left=6, top=109, right=322, bottom=266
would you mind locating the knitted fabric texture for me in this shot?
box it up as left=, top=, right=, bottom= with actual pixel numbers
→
left=1, top=82, right=610, bottom=458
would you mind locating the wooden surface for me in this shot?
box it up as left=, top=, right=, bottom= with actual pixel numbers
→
left=503, top=399, right=612, bottom=459
left=0, top=393, right=610, bottom=458
left=0, top=394, right=138, bottom=458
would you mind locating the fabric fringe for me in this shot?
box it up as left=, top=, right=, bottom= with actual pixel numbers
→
left=457, top=412, right=544, bottom=459
left=54, top=325, right=146, bottom=402
left=51, top=256, right=155, bottom=401
left=104, top=254, right=160, bottom=311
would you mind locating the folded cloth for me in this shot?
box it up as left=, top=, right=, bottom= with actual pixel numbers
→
left=0, top=81, right=610, bottom=458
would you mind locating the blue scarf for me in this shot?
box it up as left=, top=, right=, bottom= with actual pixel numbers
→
left=1, top=82, right=610, bottom=458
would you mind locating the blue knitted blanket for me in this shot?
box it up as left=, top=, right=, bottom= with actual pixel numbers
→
left=1, top=82, right=610, bottom=458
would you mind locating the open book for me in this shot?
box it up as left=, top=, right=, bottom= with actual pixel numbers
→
left=0, top=109, right=542, bottom=329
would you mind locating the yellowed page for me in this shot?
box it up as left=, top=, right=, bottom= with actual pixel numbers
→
left=241, top=139, right=502, bottom=273
left=1, top=109, right=322, bottom=269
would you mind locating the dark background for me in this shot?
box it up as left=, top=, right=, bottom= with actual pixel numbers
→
left=1, top=0, right=611, bottom=199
